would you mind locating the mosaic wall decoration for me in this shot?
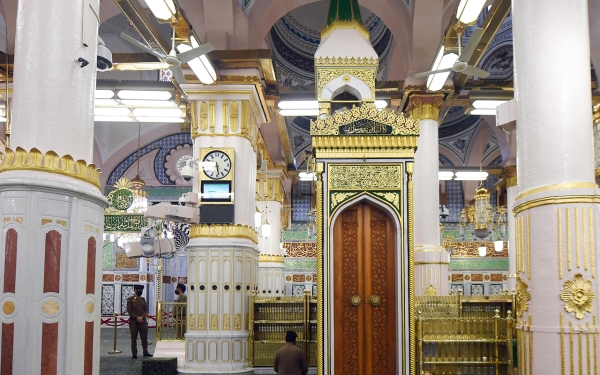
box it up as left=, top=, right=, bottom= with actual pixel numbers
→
left=312, top=285, right=317, bottom=297
left=292, top=284, right=306, bottom=297
left=292, top=181, right=312, bottom=222
left=122, top=274, right=139, bottom=282
left=450, top=284, right=464, bottom=294
left=471, top=274, right=483, bottom=282
left=284, top=242, right=317, bottom=257
left=449, top=259, right=509, bottom=271
left=106, top=133, right=192, bottom=187
left=102, top=284, right=115, bottom=315
left=490, top=284, right=504, bottom=295
left=281, top=229, right=315, bottom=242
left=121, top=285, right=135, bottom=315
left=115, top=253, right=138, bottom=270
left=491, top=274, right=503, bottom=282
left=451, top=274, right=464, bottom=282
left=450, top=242, right=508, bottom=257
left=439, top=155, right=464, bottom=223
left=471, top=284, right=484, bottom=296
left=103, top=241, right=114, bottom=270
left=293, top=274, right=306, bottom=282
left=285, top=258, right=317, bottom=273
left=102, top=274, right=114, bottom=282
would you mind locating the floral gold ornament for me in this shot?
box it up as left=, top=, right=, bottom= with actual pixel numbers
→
left=424, top=285, right=437, bottom=296
left=560, top=273, right=595, bottom=320
left=0, top=147, right=101, bottom=188
left=516, top=276, right=531, bottom=318
left=189, top=223, right=258, bottom=244
left=328, top=165, right=402, bottom=190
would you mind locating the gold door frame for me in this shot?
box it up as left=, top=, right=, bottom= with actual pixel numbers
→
left=315, top=161, right=416, bottom=375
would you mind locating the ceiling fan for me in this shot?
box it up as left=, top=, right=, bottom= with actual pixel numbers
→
left=120, top=31, right=214, bottom=84
left=415, top=28, right=490, bottom=80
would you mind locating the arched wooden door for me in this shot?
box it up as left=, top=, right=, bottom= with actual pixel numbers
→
left=333, top=202, right=397, bottom=375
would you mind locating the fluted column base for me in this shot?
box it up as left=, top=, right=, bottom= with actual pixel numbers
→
left=414, top=244, right=450, bottom=295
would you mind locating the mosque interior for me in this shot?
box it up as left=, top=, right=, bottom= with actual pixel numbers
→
left=0, top=0, right=600, bottom=374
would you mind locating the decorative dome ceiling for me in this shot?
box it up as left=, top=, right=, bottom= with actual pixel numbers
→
left=269, top=2, right=394, bottom=86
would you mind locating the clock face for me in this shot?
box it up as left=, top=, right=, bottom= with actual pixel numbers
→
left=203, top=150, right=232, bottom=179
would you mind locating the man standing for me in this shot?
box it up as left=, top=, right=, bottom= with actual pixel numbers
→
left=174, top=283, right=187, bottom=339
left=127, top=285, right=153, bottom=359
left=273, top=331, right=308, bottom=375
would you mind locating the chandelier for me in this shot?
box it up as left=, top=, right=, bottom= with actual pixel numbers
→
left=444, top=184, right=507, bottom=257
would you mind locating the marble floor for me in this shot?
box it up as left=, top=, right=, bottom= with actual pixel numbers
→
left=100, top=327, right=156, bottom=375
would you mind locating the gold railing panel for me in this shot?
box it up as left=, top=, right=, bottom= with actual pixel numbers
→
left=156, top=302, right=187, bottom=341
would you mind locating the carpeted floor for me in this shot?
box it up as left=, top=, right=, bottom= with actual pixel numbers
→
left=100, top=327, right=156, bottom=375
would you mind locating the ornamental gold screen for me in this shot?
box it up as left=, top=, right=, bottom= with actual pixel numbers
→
left=333, top=202, right=397, bottom=375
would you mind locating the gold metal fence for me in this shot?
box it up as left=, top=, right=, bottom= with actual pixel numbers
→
left=417, top=310, right=514, bottom=375
left=156, top=301, right=187, bottom=341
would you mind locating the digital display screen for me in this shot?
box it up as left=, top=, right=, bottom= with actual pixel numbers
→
left=201, top=181, right=232, bottom=202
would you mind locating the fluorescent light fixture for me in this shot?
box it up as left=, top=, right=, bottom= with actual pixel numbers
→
left=191, top=36, right=217, bottom=81
left=132, top=108, right=184, bottom=117
left=95, top=90, right=114, bottom=99
left=177, top=44, right=214, bottom=84
left=280, top=109, right=319, bottom=117
left=136, top=116, right=185, bottom=123
left=95, top=107, right=131, bottom=116
left=117, top=90, right=172, bottom=100
left=456, top=0, right=486, bottom=24
left=454, top=171, right=488, bottom=180
left=278, top=101, right=319, bottom=110
left=472, top=100, right=507, bottom=109
left=144, top=0, right=176, bottom=20
left=119, top=99, right=178, bottom=107
left=374, top=100, right=388, bottom=109
left=427, top=53, right=458, bottom=91
left=0, top=117, right=6, bottom=122
left=94, top=116, right=134, bottom=122
left=438, top=171, right=455, bottom=180
left=478, top=245, right=487, bottom=257
left=470, top=109, right=497, bottom=116
left=299, top=172, right=317, bottom=181
left=95, top=99, right=120, bottom=106
left=494, top=240, right=504, bottom=252
left=0, top=109, right=5, bottom=117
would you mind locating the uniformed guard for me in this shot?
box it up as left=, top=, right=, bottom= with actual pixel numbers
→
left=127, top=284, right=153, bottom=359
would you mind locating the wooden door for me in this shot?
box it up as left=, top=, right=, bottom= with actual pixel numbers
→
left=334, top=202, right=397, bottom=375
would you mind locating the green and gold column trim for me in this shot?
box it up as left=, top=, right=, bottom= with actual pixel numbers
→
left=407, top=161, right=416, bottom=375
left=315, top=162, right=324, bottom=375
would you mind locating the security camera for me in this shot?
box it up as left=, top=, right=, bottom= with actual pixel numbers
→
left=178, top=196, right=188, bottom=206
left=180, top=164, right=194, bottom=182
left=439, top=205, right=449, bottom=219
left=97, top=36, right=113, bottom=72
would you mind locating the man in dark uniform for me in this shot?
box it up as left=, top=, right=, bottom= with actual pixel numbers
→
left=127, top=285, right=153, bottom=359
left=273, top=331, right=308, bottom=375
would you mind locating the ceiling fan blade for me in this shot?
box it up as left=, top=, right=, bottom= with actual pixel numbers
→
left=120, top=33, right=166, bottom=59
left=462, top=65, right=491, bottom=79
left=170, top=65, right=186, bottom=83
left=176, top=43, right=214, bottom=64
left=415, top=67, right=453, bottom=78
left=460, top=28, right=484, bottom=62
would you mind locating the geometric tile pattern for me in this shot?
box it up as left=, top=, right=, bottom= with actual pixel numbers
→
left=449, top=258, right=509, bottom=271
left=490, top=284, right=504, bottom=295
left=471, top=284, right=484, bottom=296
left=292, top=181, right=312, bottom=222
left=450, top=284, right=464, bottom=294
left=284, top=258, right=317, bottom=273
left=106, top=133, right=192, bottom=186
left=121, top=285, right=135, bottom=315
left=102, top=284, right=115, bottom=315
left=439, top=155, right=464, bottom=223
left=292, top=284, right=306, bottom=297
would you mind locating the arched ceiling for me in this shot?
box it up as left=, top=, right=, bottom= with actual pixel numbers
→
left=269, top=2, right=394, bottom=86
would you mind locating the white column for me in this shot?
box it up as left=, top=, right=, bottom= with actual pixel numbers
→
left=406, top=94, right=450, bottom=296
left=181, top=86, right=266, bottom=374
left=513, top=1, right=599, bottom=373
left=11, top=0, right=99, bottom=163
left=257, top=176, right=286, bottom=296
left=0, top=1, right=107, bottom=375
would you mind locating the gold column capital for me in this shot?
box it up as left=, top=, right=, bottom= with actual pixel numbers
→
left=405, top=93, right=445, bottom=121
left=502, top=165, right=518, bottom=188
left=593, top=103, right=600, bottom=125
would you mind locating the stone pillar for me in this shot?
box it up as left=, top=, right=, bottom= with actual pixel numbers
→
left=181, top=85, right=267, bottom=374
left=0, top=1, right=106, bottom=375
left=512, top=1, right=599, bottom=373
left=257, top=175, right=286, bottom=296
left=406, top=94, right=450, bottom=295
left=502, top=166, right=517, bottom=291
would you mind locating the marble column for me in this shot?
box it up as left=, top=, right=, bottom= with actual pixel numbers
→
left=406, top=94, right=450, bottom=295
left=594, top=104, right=600, bottom=184
left=502, top=166, right=517, bottom=291
left=180, top=84, right=267, bottom=374
left=0, top=1, right=106, bottom=375
left=256, top=175, right=286, bottom=296
left=513, top=1, right=599, bottom=373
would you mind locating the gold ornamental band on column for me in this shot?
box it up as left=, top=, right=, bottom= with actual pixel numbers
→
left=315, top=162, right=324, bottom=375
left=514, top=194, right=600, bottom=215
left=0, top=147, right=101, bottom=189
left=189, top=224, right=258, bottom=244
left=405, top=93, right=445, bottom=121
left=258, top=254, right=284, bottom=263
left=407, top=161, right=416, bottom=375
